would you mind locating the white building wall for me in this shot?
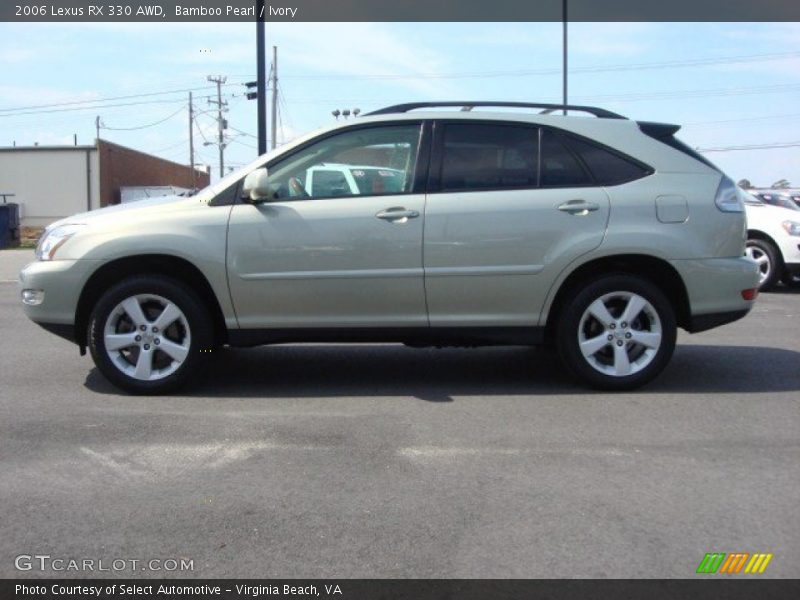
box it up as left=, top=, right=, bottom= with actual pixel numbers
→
left=0, top=147, right=100, bottom=228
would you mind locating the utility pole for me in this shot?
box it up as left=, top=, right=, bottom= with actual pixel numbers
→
left=95, top=116, right=100, bottom=141
left=271, top=46, right=278, bottom=150
left=256, top=0, right=267, bottom=155
left=188, top=92, right=196, bottom=190
left=207, top=75, right=228, bottom=178
left=562, top=0, right=568, bottom=115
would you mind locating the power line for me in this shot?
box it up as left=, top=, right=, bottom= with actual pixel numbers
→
left=274, top=82, right=800, bottom=108
left=3, top=49, right=792, bottom=117
left=575, top=83, right=800, bottom=102
left=100, top=106, right=186, bottom=131
left=229, top=137, right=257, bottom=150
left=685, top=112, right=800, bottom=126
left=151, top=136, right=192, bottom=154
left=276, top=50, right=800, bottom=81
left=228, top=125, right=258, bottom=139
left=0, top=83, right=245, bottom=114
left=699, top=141, right=800, bottom=152
left=278, top=88, right=295, bottom=141
left=0, top=98, right=191, bottom=118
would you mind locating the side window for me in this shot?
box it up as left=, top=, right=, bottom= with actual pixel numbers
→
left=266, top=124, right=421, bottom=200
left=208, top=179, right=240, bottom=206
left=309, top=169, right=350, bottom=197
left=539, top=129, right=592, bottom=187
left=440, top=123, right=538, bottom=192
left=562, top=134, right=651, bottom=185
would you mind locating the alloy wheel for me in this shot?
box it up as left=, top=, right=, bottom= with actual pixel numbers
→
left=577, top=291, right=662, bottom=377
left=103, top=294, right=191, bottom=381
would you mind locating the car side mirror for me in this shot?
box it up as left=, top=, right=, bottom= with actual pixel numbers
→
left=241, top=168, right=272, bottom=203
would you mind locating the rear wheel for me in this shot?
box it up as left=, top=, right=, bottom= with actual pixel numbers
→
left=556, top=275, right=677, bottom=390
left=745, top=238, right=779, bottom=291
left=88, top=275, right=212, bottom=394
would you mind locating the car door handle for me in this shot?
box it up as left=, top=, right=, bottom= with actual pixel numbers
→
left=375, top=207, right=420, bottom=222
left=557, top=200, right=600, bottom=215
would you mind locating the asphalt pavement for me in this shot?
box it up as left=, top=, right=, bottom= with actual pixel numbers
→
left=1, top=249, right=798, bottom=578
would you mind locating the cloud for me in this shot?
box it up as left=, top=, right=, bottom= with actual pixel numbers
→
left=723, top=22, right=800, bottom=46
left=460, top=22, right=655, bottom=57
left=0, top=47, right=36, bottom=63
left=568, top=22, right=656, bottom=57
left=268, top=22, right=453, bottom=97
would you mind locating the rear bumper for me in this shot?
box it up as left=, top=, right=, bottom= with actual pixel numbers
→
left=670, top=256, right=759, bottom=332
left=685, top=309, right=750, bottom=333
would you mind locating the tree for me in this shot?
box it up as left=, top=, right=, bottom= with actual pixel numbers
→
left=771, top=179, right=791, bottom=189
left=737, top=179, right=752, bottom=189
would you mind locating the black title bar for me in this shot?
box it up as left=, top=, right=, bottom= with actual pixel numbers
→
left=3, top=0, right=800, bottom=22
left=4, top=579, right=800, bottom=600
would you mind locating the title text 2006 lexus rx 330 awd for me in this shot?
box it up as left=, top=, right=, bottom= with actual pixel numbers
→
left=20, top=102, right=760, bottom=394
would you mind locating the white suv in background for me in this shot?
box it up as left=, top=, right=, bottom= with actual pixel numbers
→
left=744, top=193, right=800, bottom=289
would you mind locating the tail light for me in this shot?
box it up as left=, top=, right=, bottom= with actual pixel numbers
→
left=715, top=176, right=745, bottom=213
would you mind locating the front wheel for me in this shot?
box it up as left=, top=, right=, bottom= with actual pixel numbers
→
left=88, top=275, right=212, bottom=394
left=556, top=275, right=677, bottom=390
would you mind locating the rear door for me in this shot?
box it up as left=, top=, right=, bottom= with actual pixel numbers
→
left=423, top=121, right=610, bottom=327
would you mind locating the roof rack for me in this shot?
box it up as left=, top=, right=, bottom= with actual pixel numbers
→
left=365, top=101, right=627, bottom=120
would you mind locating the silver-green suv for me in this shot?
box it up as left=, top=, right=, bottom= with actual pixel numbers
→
left=19, top=102, right=760, bottom=394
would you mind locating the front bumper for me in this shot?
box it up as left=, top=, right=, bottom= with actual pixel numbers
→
left=670, top=256, right=760, bottom=332
left=18, top=259, right=103, bottom=330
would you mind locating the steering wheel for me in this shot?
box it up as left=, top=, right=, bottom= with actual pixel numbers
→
left=288, top=177, right=310, bottom=198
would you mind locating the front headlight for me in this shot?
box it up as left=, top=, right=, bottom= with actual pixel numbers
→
left=35, top=224, right=85, bottom=261
left=782, top=221, right=800, bottom=237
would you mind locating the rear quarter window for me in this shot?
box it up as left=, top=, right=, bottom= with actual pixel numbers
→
left=561, top=134, right=652, bottom=186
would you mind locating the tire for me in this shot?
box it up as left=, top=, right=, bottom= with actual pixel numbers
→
left=88, top=275, right=213, bottom=395
left=556, top=275, right=677, bottom=391
left=745, top=238, right=780, bottom=291
left=780, top=271, right=800, bottom=288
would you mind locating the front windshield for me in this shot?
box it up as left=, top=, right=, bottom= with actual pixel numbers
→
left=755, top=192, right=800, bottom=211
left=743, top=192, right=763, bottom=205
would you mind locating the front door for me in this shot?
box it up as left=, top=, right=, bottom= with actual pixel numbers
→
left=227, top=123, right=429, bottom=329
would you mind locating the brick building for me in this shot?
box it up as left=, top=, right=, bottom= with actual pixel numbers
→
left=0, top=139, right=209, bottom=243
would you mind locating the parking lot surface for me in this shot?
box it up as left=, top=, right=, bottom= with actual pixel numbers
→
left=1, top=249, right=798, bottom=578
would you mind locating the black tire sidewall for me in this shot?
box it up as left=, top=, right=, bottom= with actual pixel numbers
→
left=747, top=238, right=780, bottom=291
left=557, top=274, right=677, bottom=391
left=88, top=275, right=212, bottom=395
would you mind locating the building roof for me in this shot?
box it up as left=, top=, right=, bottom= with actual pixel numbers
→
left=0, top=144, right=96, bottom=152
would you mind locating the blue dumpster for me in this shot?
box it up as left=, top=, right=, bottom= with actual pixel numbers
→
left=0, top=203, right=20, bottom=249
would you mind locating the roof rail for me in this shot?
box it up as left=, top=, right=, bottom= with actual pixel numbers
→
left=365, top=101, right=627, bottom=120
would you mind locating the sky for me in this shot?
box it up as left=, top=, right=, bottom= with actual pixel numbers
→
left=0, top=21, right=798, bottom=187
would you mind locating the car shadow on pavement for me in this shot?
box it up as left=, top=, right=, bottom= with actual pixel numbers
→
left=765, top=285, right=800, bottom=295
left=84, top=343, right=800, bottom=399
